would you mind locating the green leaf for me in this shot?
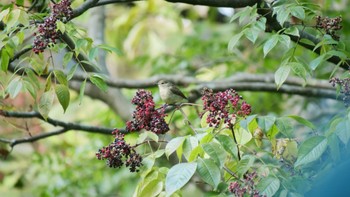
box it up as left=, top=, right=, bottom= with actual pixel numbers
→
left=288, top=115, right=316, bottom=129
left=258, top=116, right=276, bottom=131
left=18, top=10, right=29, bottom=26
left=165, top=162, right=197, bottom=196
left=183, top=137, right=198, bottom=161
left=6, top=77, right=22, bottom=98
left=274, top=65, right=291, bottom=89
left=165, top=136, right=186, bottom=159
left=25, top=69, right=40, bottom=89
left=188, top=146, right=203, bottom=162
left=88, top=47, right=98, bottom=61
left=79, top=79, right=86, bottom=104
left=55, top=84, right=70, bottom=112
left=97, top=44, right=122, bottom=56
left=237, top=155, right=255, bottom=177
left=0, top=9, right=10, bottom=22
left=89, top=74, right=108, bottom=92
left=290, top=6, right=305, bottom=20
left=244, top=26, right=259, bottom=44
left=67, top=63, right=78, bottom=81
left=54, top=70, right=68, bottom=86
left=202, top=142, right=226, bottom=167
left=263, top=35, right=279, bottom=57
left=289, top=61, right=308, bottom=82
left=63, top=52, right=73, bottom=68
left=138, top=179, right=163, bottom=197
left=7, top=9, right=20, bottom=28
left=235, top=127, right=252, bottom=145
left=56, top=20, right=65, bottom=33
left=256, top=177, right=280, bottom=196
left=38, top=91, right=54, bottom=120
left=276, top=7, right=290, bottom=25
left=228, top=33, right=243, bottom=52
left=216, top=135, right=238, bottom=159
left=276, top=117, right=293, bottom=138
left=23, top=80, right=36, bottom=99
left=1, top=49, right=9, bottom=71
left=278, top=35, right=291, bottom=48
left=196, top=158, right=221, bottom=189
left=200, top=111, right=209, bottom=128
left=294, top=136, right=327, bottom=168
left=335, top=119, right=350, bottom=144
left=310, top=54, right=326, bottom=70
left=284, top=26, right=299, bottom=37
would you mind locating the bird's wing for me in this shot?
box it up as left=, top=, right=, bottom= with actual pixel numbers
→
left=171, top=86, right=187, bottom=99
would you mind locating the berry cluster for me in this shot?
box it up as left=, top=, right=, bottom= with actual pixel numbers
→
left=330, top=77, right=350, bottom=106
left=201, top=88, right=251, bottom=128
left=126, top=89, right=169, bottom=134
left=96, top=130, right=143, bottom=172
left=315, top=16, right=342, bottom=40
left=228, top=172, right=265, bottom=197
left=33, top=0, right=73, bottom=54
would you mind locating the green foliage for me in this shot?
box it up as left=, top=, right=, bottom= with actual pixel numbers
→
left=1, top=0, right=350, bottom=196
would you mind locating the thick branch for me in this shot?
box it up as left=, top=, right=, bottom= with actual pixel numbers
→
left=72, top=0, right=99, bottom=18
left=0, top=110, right=120, bottom=135
left=165, top=0, right=259, bottom=7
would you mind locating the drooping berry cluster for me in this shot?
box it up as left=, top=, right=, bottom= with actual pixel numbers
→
left=96, top=130, right=143, bottom=172
left=201, top=88, right=251, bottom=128
left=33, top=0, right=73, bottom=54
left=126, top=89, right=169, bottom=134
left=330, top=77, right=350, bottom=106
left=228, top=172, right=265, bottom=197
left=315, top=15, right=342, bottom=40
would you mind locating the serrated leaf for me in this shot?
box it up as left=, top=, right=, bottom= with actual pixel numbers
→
left=244, top=27, right=259, bottom=44
left=1, top=49, right=9, bottom=71
left=165, top=136, right=186, bottom=159
left=54, top=70, right=68, bottom=86
left=188, top=146, right=203, bottom=162
left=79, top=79, right=86, bottom=104
left=23, top=80, right=36, bottom=99
left=288, top=115, right=316, bottom=129
left=263, top=35, right=279, bottom=57
left=216, top=135, right=238, bottom=159
left=63, top=52, right=73, bottom=68
left=228, top=33, right=243, bottom=52
left=202, top=142, right=226, bottom=167
left=6, top=77, right=22, bottom=98
left=55, top=84, right=70, bottom=112
left=38, top=91, right=54, bottom=120
left=89, top=74, right=108, bottom=92
left=196, top=158, right=221, bottom=189
left=165, top=163, right=197, bottom=196
left=257, top=177, right=280, bottom=196
left=294, top=136, right=327, bottom=168
left=289, top=62, right=308, bottom=82
left=276, top=8, right=290, bottom=25
left=275, top=65, right=291, bottom=89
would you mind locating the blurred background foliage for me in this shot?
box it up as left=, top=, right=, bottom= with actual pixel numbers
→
left=1, top=0, right=350, bottom=196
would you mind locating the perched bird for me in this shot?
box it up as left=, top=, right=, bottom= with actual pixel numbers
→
left=157, top=80, right=187, bottom=104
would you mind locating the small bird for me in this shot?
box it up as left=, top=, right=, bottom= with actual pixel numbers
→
left=157, top=80, right=187, bottom=104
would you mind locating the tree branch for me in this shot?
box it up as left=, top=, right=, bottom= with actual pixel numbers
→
left=0, top=110, right=129, bottom=148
